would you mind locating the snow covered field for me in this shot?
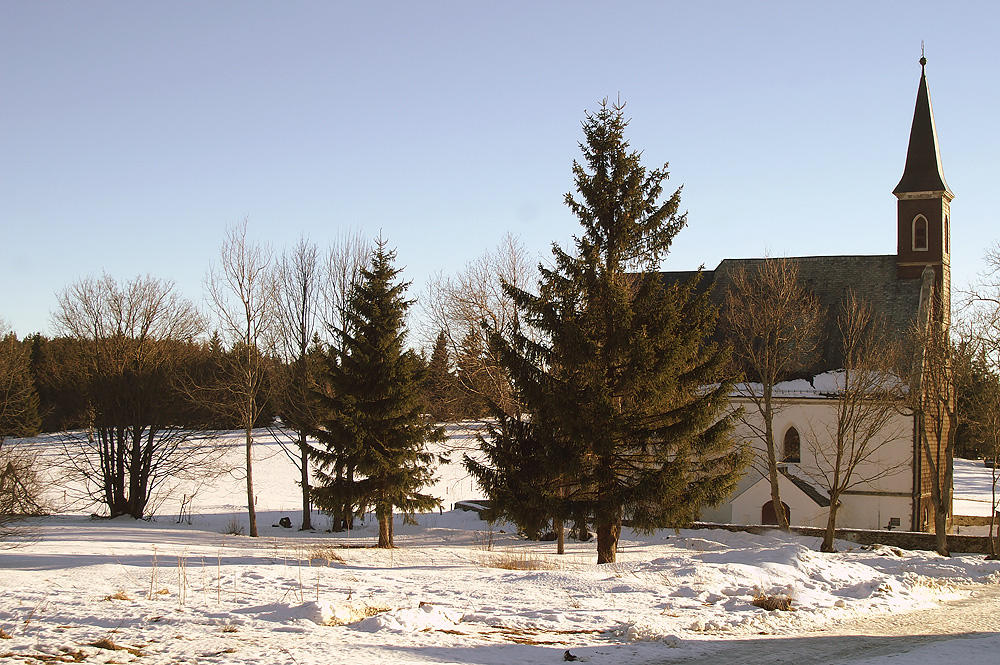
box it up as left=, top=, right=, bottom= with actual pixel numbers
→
left=953, top=457, right=999, bottom=519
left=2, top=430, right=999, bottom=664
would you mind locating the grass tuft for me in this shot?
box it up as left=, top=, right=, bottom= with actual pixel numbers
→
left=302, top=544, right=346, bottom=566
left=221, top=518, right=245, bottom=536
left=103, top=589, right=132, bottom=601
left=89, top=637, right=144, bottom=655
left=751, top=593, right=793, bottom=611
left=481, top=548, right=554, bottom=571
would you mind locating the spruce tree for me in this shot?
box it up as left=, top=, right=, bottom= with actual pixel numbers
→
left=489, top=100, right=748, bottom=563
left=423, top=331, right=456, bottom=422
left=0, top=331, right=41, bottom=443
left=311, top=239, right=444, bottom=547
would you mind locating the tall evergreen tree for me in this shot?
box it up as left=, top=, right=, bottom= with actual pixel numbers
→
left=312, top=239, right=444, bottom=548
left=454, top=331, right=490, bottom=419
left=483, top=100, right=748, bottom=563
left=423, top=330, right=457, bottom=422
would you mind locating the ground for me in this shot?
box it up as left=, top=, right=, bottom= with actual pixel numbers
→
left=1, top=431, right=998, bottom=664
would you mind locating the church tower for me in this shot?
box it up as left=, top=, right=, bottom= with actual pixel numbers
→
left=894, top=56, right=952, bottom=324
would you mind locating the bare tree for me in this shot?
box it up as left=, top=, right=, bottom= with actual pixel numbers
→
left=907, top=267, right=956, bottom=556
left=303, top=230, right=372, bottom=532
left=273, top=235, right=322, bottom=530
left=421, top=233, right=537, bottom=418
left=204, top=219, right=277, bottom=537
left=956, top=346, right=1000, bottom=557
left=722, top=257, right=822, bottom=530
left=51, top=275, right=210, bottom=519
left=958, top=241, right=1000, bottom=556
left=320, top=229, right=371, bottom=351
left=0, top=318, right=44, bottom=543
left=802, top=292, right=907, bottom=551
left=0, top=439, right=45, bottom=545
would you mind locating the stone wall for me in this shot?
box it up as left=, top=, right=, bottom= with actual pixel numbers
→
left=692, top=522, right=996, bottom=555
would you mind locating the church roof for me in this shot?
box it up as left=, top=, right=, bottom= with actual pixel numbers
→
left=663, top=254, right=924, bottom=379
left=893, top=58, right=952, bottom=196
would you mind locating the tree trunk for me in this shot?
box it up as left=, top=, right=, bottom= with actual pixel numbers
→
left=299, top=432, right=312, bottom=530
left=763, top=391, right=789, bottom=531
left=821, top=497, right=839, bottom=552
left=246, top=426, right=258, bottom=537
left=990, top=461, right=998, bottom=559
left=596, top=515, right=621, bottom=564
left=933, top=501, right=949, bottom=556
left=574, top=510, right=591, bottom=542
left=555, top=518, right=565, bottom=555
left=377, top=503, right=392, bottom=548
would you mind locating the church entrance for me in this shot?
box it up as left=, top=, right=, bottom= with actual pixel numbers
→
left=762, top=500, right=790, bottom=525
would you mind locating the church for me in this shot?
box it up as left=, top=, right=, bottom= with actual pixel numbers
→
left=695, top=58, right=953, bottom=533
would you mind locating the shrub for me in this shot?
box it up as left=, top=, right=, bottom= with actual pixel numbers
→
left=222, top=517, right=245, bottom=536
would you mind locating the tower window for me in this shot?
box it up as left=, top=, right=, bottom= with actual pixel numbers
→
left=912, top=215, right=928, bottom=251
left=782, top=426, right=800, bottom=463
left=945, top=216, right=949, bottom=253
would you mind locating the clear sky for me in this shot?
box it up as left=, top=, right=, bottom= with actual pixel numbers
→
left=2, top=1, right=998, bottom=340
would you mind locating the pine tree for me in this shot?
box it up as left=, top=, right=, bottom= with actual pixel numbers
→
left=455, top=331, right=489, bottom=419
left=423, top=331, right=456, bottom=422
left=311, top=239, right=444, bottom=547
left=488, top=100, right=748, bottom=563
left=0, top=330, right=41, bottom=443
left=465, top=406, right=563, bottom=540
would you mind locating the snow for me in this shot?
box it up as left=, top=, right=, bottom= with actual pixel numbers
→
left=1, top=431, right=999, bottom=664
left=732, top=370, right=905, bottom=398
left=953, top=457, right=999, bottom=518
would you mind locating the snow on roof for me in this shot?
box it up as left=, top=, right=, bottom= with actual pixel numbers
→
left=732, top=370, right=906, bottom=399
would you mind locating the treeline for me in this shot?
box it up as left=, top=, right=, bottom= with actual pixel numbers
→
left=0, top=232, right=492, bottom=541
left=11, top=327, right=492, bottom=437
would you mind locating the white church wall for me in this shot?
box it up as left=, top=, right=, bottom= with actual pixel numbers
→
left=837, top=494, right=912, bottom=531
left=704, top=397, right=914, bottom=530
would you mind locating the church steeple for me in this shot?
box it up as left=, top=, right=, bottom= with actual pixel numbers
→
left=893, top=56, right=952, bottom=197
left=894, top=54, right=951, bottom=325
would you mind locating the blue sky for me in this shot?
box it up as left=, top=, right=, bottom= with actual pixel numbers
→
left=2, top=1, right=998, bottom=339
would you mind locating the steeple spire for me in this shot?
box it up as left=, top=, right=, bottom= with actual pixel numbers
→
left=893, top=55, right=952, bottom=196
left=892, top=53, right=951, bottom=326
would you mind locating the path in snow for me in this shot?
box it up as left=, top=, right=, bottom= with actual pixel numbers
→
left=657, top=583, right=1000, bottom=664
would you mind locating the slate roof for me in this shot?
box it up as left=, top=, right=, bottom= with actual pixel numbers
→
left=660, top=254, right=924, bottom=379
left=780, top=467, right=831, bottom=507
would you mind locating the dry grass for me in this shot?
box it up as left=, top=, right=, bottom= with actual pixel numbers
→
left=473, top=529, right=496, bottom=552
left=0, top=627, right=11, bottom=639
left=361, top=604, right=391, bottom=618
left=221, top=518, right=245, bottom=536
left=102, top=589, right=132, bottom=601
left=89, top=637, right=144, bottom=656
left=481, top=548, right=554, bottom=571
left=302, top=544, right=346, bottom=566
left=18, top=648, right=88, bottom=662
left=220, top=622, right=239, bottom=633
left=751, top=593, right=793, bottom=611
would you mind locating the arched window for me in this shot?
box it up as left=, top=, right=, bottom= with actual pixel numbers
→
left=944, top=215, right=949, bottom=253
left=912, top=215, right=928, bottom=251
left=782, top=426, right=800, bottom=463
